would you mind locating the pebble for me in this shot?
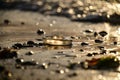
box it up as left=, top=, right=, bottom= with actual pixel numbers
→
left=99, top=31, right=108, bottom=37
left=95, top=39, right=103, bottom=43
left=79, top=49, right=84, bottom=52
left=12, top=43, right=23, bottom=49
left=20, top=61, right=39, bottom=66
left=71, top=36, right=79, bottom=39
left=84, top=29, right=93, bottom=33
left=68, top=72, right=78, bottom=77
left=37, top=29, right=45, bottom=35
left=92, top=52, right=98, bottom=56
left=109, top=50, right=117, bottom=54
left=81, top=42, right=89, bottom=46
left=94, top=32, right=98, bottom=37
left=25, top=51, right=34, bottom=56
left=86, top=53, right=93, bottom=57
left=41, top=63, right=48, bottom=69
left=15, top=58, right=24, bottom=64
left=55, top=70, right=64, bottom=74
left=27, top=41, right=35, bottom=45
left=21, top=22, right=25, bottom=25
left=4, top=19, right=10, bottom=24
left=113, top=41, right=117, bottom=45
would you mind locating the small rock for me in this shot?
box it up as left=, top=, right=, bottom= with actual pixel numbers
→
left=68, top=72, right=77, bottom=77
left=93, top=52, right=98, bottom=56
left=20, top=61, right=39, bottom=66
left=4, top=19, right=10, bottom=24
left=84, top=29, right=93, bottom=33
left=94, top=32, right=98, bottom=37
left=12, top=43, right=23, bottom=49
left=95, top=39, right=103, bottom=43
left=81, top=42, right=89, bottom=46
left=37, top=29, right=45, bottom=35
left=15, top=58, right=24, bottom=64
left=21, top=22, right=25, bottom=25
left=79, top=49, right=84, bottom=52
left=38, top=42, right=44, bottom=46
left=99, top=31, right=108, bottom=37
left=55, top=70, right=64, bottom=74
left=25, top=51, right=34, bottom=56
left=71, top=36, right=79, bottom=39
left=109, top=50, right=117, bottom=54
left=27, top=41, right=35, bottom=45
left=87, top=53, right=93, bottom=57
left=113, top=41, right=117, bottom=45
left=41, top=63, right=48, bottom=69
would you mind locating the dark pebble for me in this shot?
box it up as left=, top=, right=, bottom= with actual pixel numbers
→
left=81, top=42, right=89, bottom=46
left=113, top=42, right=117, bottom=45
left=37, top=29, right=45, bottom=35
left=92, top=52, right=98, bottom=56
left=79, top=49, right=84, bottom=52
left=39, top=42, right=44, bottom=46
left=109, top=50, right=117, bottom=54
left=25, top=51, right=34, bottom=56
left=68, top=72, right=77, bottom=77
left=21, top=22, right=25, bottom=25
left=4, top=19, right=10, bottom=24
left=20, top=61, right=38, bottom=66
left=99, top=31, right=108, bottom=37
left=95, top=39, right=103, bottom=43
left=16, top=58, right=24, bottom=64
left=94, top=32, right=98, bottom=37
left=27, top=41, right=35, bottom=45
left=12, top=43, right=23, bottom=49
left=84, top=30, right=93, bottom=33
left=86, top=53, right=93, bottom=57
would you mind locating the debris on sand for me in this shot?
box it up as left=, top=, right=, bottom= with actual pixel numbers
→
left=68, top=56, right=120, bottom=70
left=81, top=56, right=119, bottom=69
